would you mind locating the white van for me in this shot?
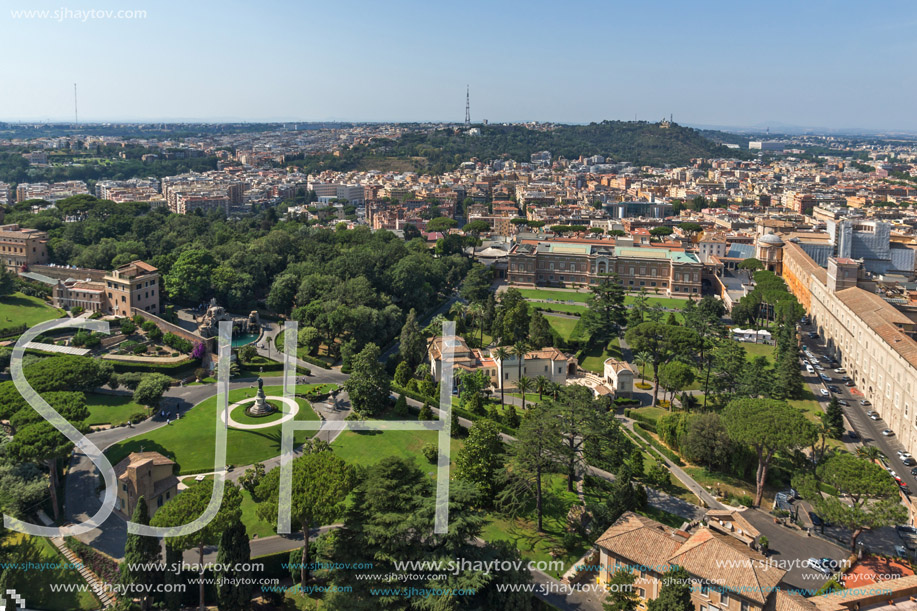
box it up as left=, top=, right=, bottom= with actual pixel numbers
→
left=806, top=364, right=815, bottom=374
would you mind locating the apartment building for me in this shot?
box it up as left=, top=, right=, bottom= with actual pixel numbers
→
left=783, top=243, right=917, bottom=454
left=52, top=260, right=160, bottom=316
left=0, top=223, right=49, bottom=274
left=595, top=512, right=783, bottom=611
left=507, top=241, right=703, bottom=297
left=114, top=451, right=179, bottom=517
left=0, top=182, right=10, bottom=205
left=15, top=181, right=89, bottom=203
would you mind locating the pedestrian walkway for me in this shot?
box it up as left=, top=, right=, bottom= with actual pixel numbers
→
left=50, top=536, right=117, bottom=608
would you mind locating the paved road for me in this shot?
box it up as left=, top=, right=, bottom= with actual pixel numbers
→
left=741, top=508, right=847, bottom=591
left=797, top=334, right=909, bottom=556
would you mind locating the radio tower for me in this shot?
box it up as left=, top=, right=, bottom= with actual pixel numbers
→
left=464, top=85, right=470, bottom=129
left=73, top=83, right=78, bottom=124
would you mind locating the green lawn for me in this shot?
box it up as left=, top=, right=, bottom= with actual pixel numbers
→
left=579, top=337, right=622, bottom=374
left=544, top=315, right=580, bottom=341
left=4, top=533, right=99, bottom=611
left=274, top=330, right=336, bottom=365
left=240, top=487, right=277, bottom=539
left=105, top=385, right=325, bottom=474
left=529, top=302, right=588, bottom=315
left=480, top=474, right=587, bottom=578
left=742, top=342, right=777, bottom=363
left=85, top=393, right=147, bottom=426
left=0, top=292, right=63, bottom=331
left=507, top=392, right=544, bottom=406
left=630, top=406, right=669, bottom=424
left=625, top=295, right=691, bottom=309
left=518, top=289, right=590, bottom=302
left=331, top=427, right=464, bottom=469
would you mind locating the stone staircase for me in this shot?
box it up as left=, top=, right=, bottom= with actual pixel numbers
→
left=50, top=537, right=117, bottom=608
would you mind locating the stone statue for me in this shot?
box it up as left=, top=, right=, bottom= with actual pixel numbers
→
left=257, top=376, right=264, bottom=391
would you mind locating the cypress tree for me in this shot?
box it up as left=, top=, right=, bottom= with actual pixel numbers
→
left=121, top=497, right=161, bottom=611
left=216, top=521, right=252, bottom=611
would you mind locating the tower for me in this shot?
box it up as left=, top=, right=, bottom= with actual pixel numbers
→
left=464, top=85, right=470, bottom=129
left=73, top=83, right=78, bottom=124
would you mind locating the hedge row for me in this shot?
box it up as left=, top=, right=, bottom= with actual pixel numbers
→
left=390, top=383, right=517, bottom=436
left=631, top=422, right=684, bottom=466
left=624, top=409, right=658, bottom=431
left=109, top=358, right=197, bottom=373
left=298, top=354, right=332, bottom=369
left=0, top=323, right=27, bottom=338
left=240, top=358, right=311, bottom=376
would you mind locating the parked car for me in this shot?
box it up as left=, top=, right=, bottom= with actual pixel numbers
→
left=869, top=412, right=880, bottom=420
left=819, top=373, right=831, bottom=382
left=883, top=429, right=895, bottom=436
left=820, top=389, right=830, bottom=397
left=816, top=364, right=825, bottom=371
left=834, top=368, right=846, bottom=374
left=837, top=400, right=849, bottom=406
left=845, top=380, right=855, bottom=387
left=910, top=467, right=917, bottom=477
left=806, top=365, right=815, bottom=374
left=806, top=558, right=831, bottom=575
left=828, top=385, right=841, bottom=393
left=861, top=400, right=872, bottom=406
left=821, top=558, right=841, bottom=573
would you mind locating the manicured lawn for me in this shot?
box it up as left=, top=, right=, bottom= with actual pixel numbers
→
left=331, top=428, right=464, bottom=469
left=579, top=337, right=622, bottom=374
left=630, top=406, right=669, bottom=424
left=544, top=314, right=580, bottom=341
left=529, top=302, right=587, bottom=315
left=105, top=385, right=324, bottom=474
left=85, top=393, right=147, bottom=426
left=742, top=342, right=777, bottom=363
left=518, top=288, right=589, bottom=302
left=274, top=330, right=336, bottom=365
left=240, top=487, right=277, bottom=539
left=624, top=295, right=691, bottom=309
left=0, top=292, right=63, bottom=330
left=4, top=533, right=99, bottom=611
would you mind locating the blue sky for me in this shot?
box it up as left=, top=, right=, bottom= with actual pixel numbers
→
left=2, top=0, right=916, bottom=130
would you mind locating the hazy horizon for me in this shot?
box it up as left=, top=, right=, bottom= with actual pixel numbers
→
left=4, top=0, right=917, bottom=132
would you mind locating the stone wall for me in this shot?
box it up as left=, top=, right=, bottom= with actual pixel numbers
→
left=131, top=308, right=214, bottom=353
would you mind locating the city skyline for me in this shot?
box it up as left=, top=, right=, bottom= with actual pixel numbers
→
left=3, top=0, right=917, bottom=130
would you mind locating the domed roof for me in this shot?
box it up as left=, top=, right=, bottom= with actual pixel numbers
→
left=757, top=233, right=784, bottom=246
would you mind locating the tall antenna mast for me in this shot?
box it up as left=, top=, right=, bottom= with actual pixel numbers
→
left=73, top=83, right=78, bottom=124
left=464, top=85, right=470, bottom=129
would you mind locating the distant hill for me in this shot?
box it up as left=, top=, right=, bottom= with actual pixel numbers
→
left=293, top=121, right=750, bottom=174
